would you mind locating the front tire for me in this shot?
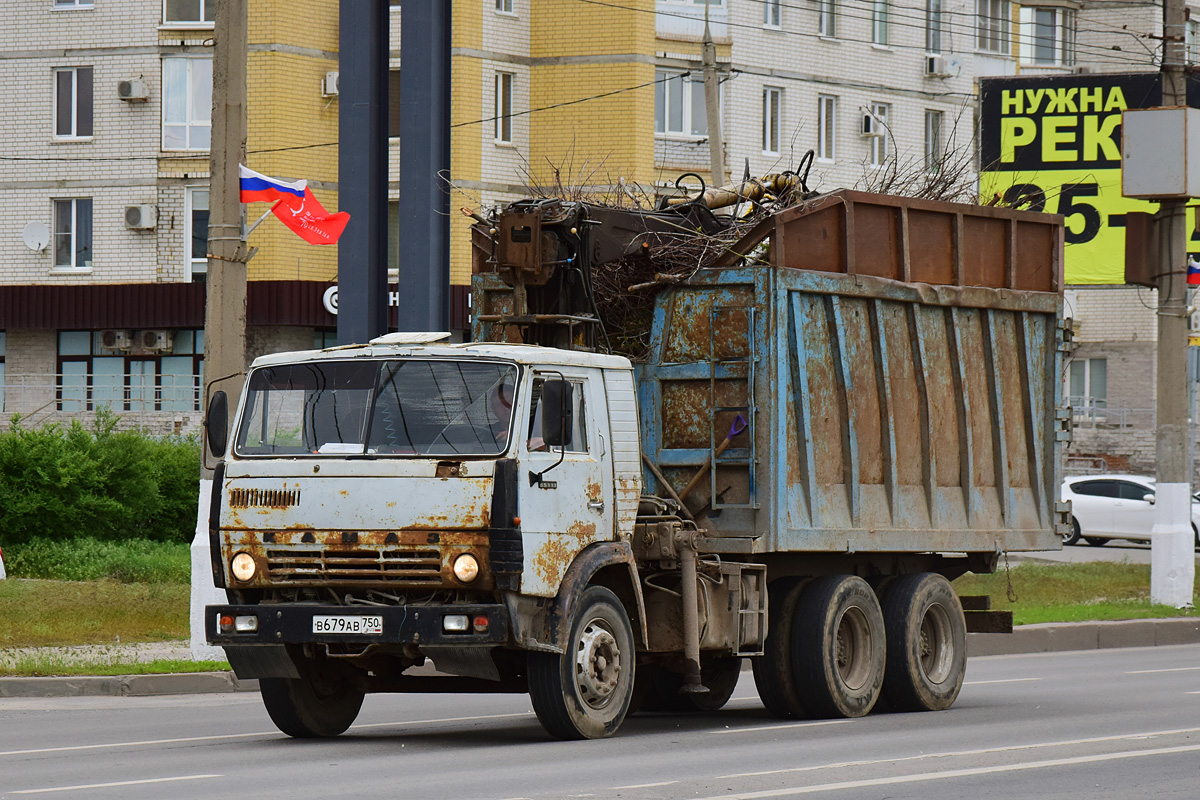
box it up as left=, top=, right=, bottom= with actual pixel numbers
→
left=792, top=575, right=886, bottom=719
left=1064, top=517, right=1081, bottom=546
left=528, top=586, right=635, bottom=740
left=259, top=661, right=364, bottom=738
left=880, top=573, right=967, bottom=712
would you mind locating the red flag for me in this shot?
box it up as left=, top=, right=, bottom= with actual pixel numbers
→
left=270, top=189, right=350, bottom=245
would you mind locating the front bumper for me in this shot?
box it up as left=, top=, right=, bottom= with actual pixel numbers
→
left=205, top=603, right=510, bottom=646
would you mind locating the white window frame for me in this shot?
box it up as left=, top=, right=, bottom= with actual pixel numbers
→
left=161, top=56, right=213, bottom=151
left=872, top=0, right=889, bottom=45
left=763, top=86, right=782, bottom=156
left=162, top=0, right=215, bottom=26
left=495, top=0, right=514, bottom=13
left=494, top=71, right=514, bottom=144
left=52, top=198, right=93, bottom=271
left=925, top=109, right=943, bottom=173
left=927, top=0, right=944, bottom=53
left=53, top=66, right=93, bottom=140
left=763, top=0, right=781, bottom=28
left=1019, top=6, right=1075, bottom=66
left=1189, top=19, right=1200, bottom=65
left=977, top=0, right=1010, bottom=54
left=53, top=0, right=93, bottom=9
left=868, top=102, right=889, bottom=166
left=818, top=0, right=837, bottom=37
left=655, top=70, right=712, bottom=139
left=818, top=95, right=837, bottom=162
left=186, top=187, right=209, bottom=281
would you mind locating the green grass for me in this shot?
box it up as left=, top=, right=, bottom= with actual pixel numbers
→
left=954, top=561, right=1200, bottom=625
left=0, top=657, right=229, bottom=678
left=0, top=579, right=190, bottom=648
left=3, top=537, right=190, bottom=583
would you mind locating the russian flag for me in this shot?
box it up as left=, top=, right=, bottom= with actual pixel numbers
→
left=239, top=164, right=307, bottom=205
left=1189, top=257, right=1200, bottom=286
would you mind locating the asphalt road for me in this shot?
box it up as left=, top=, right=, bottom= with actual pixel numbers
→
left=2, top=645, right=1199, bottom=800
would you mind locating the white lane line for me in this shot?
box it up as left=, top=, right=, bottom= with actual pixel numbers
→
left=697, top=744, right=1200, bottom=799
left=710, top=719, right=853, bottom=736
left=964, top=678, right=1042, bottom=685
left=611, top=781, right=680, bottom=790
left=1187, top=691, right=1200, bottom=695
left=0, top=712, right=532, bottom=757
left=1126, top=666, right=1200, bottom=674
left=11, top=774, right=222, bottom=795
left=717, top=726, right=1200, bottom=779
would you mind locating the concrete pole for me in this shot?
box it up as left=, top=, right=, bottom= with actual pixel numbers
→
left=1151, top=0, right=1195, bottom=608
left=701, top=11, right=725, bottom=187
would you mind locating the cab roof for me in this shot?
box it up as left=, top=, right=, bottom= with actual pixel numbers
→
left=248, top=339, right=634, bottom=371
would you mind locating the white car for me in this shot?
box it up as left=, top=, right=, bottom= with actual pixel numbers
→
left=1061, top=474, right=1200, bottom=547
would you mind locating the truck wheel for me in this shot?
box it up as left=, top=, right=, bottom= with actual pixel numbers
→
left=644, top=657, right=743, bottom=713
left=259, top=664, right=364, bottom=738
left=752, top=578, right=808, bottom=718
left=792, top=575, right=886, bottom=718
left=880, top=573, right=966, bottom=712
left=528, top=586, right=635, bottom=740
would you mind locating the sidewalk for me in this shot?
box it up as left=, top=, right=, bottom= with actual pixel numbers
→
left=3, top=616, right=1199, bottom=698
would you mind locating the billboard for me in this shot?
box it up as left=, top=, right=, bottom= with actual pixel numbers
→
left=979, top=73, right=1200, bottom=285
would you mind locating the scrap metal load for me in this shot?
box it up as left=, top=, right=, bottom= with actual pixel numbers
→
left=471, top=177, right=1064, bottom=362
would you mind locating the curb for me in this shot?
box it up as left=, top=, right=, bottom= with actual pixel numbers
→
left=4, top=618, right=1199, bottom=698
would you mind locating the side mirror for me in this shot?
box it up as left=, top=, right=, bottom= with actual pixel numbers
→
left=206, top=390, right=228, bottom=458
left=1143, top=493, right=1156, bottom=505
left=541, top=380, right=573, bottom=448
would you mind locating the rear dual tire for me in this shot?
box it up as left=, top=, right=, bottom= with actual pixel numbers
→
left=880, top=573, right=967, bottom=712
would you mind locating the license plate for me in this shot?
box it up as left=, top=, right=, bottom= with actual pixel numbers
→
left=312, top=615, right=383, bottom=635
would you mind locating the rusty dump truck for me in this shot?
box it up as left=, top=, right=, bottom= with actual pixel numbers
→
left=204, top=187, right=1068, bottom=740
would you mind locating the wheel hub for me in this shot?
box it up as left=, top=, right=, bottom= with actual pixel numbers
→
left=575, top=620, right=621, bottom=709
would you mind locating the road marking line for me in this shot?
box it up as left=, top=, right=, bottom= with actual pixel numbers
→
left=1187, top=691, right=1200, bottom=694
left=710, top=719, right=853, bottom=735
left=717, top=726, right=1200, bottom=779
left=699, top=744, right=1200, bottom=799
left=1126, top=666, right=1200, bottom=674
left=964, top=678, right=1041, bottom=685
left=611, top=781, right=680, bottom=790
left=0, top=712, right=532, bottom=757
left=11, top=774, right=221, bottom=795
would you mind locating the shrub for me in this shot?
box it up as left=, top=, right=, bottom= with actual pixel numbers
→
left=0, top=410, right=201, bottom=547
left=4, top=537, right=191, bottom=583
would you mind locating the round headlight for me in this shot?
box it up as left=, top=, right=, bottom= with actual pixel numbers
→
left=230, top=551, right=257, bottom=582
left=452, top=553, right=480, bottom=583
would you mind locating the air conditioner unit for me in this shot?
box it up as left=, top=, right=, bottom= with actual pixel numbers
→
left=100, top=329, right=133, bottom=351
left=861, top=113, right=883, bottom=137
left=925, top=55, right=950, bottom=77
left=124, top=205, right=157, bottom=230
left=117, top=78, right=149, bottom=102
left=321, top=71, right=340, bottom=97
left=140, top=330, right=174, bottom=353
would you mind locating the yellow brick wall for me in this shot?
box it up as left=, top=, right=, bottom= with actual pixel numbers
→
left=450, top=1, right=484, bottom=286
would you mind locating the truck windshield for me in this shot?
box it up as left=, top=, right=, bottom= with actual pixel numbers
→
left=234, top=359, right=518, bottom=457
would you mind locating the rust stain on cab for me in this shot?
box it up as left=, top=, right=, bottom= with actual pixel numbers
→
left=531, top=522, right=597, bottom=588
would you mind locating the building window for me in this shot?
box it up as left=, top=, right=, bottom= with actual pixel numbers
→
left=977, top=0, right=1010, bottom=54
left=818, top=0, right=836, bottom=37
left=867, top=102, right=889, bottom=166
left=925, top=110, right=943, bottom=172
left=655, top=70, right=709, bottom=137
left=0, top=332, right=6, bottom=414
left=54, top=67, right=93, bottom=139
left=187, top=188, right=209, bottom=282
left=57, top=330, right=205, bottom=413
left=162, top=57, right=212, bottom=151
left=872, top=0, right=889, bottom=45
left=818, top=95, right=836, bottom=162
left=927, top=0, right=944, bottom=53
left=163, top=0, right=214, bottom=23
left=389, top=70, right=402, bottom=139
left=763, top=0, right=781, bottom=27
left=53, top=198, right=92, bottom=270
left=54, top=0, right=93, bottom=8
left=495, top=71, right=514, bottom=143
left=1189, top=19, right=1200, bottom=64
left=495, top=0, right=513, bottom=12
left=763, top=86, right=782, bottom=155
left=1068, top=358, right=1107, bottom=420
left=388, top=200, right=400, bottom=272
left=1019, top=7, right=1075, bottom=66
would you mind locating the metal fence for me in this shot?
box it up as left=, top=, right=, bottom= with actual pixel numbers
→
left=0, top=372, right=203, bottom=433
left=1065, top=396, right=1156, bottom=430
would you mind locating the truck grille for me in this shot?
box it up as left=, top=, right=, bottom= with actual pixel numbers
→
left=265, top=548, right=442, bottom=584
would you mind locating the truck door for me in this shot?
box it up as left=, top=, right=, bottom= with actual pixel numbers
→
left=516, top=369, right=614, bottom=597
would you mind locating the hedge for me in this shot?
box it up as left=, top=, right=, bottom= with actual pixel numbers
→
left=0, top=409, right=201, bottom=546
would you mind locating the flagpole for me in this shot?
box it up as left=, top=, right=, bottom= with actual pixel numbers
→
left=244, top=204, right=278, bottom=236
